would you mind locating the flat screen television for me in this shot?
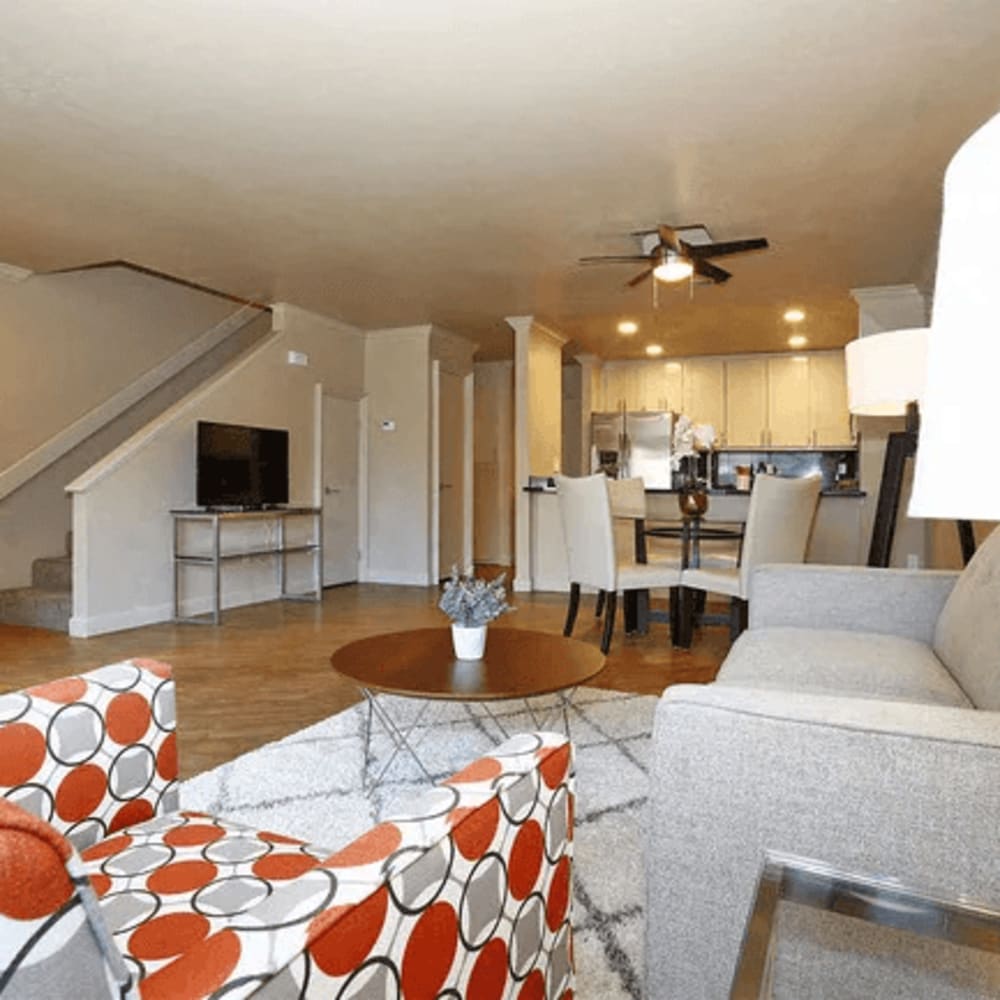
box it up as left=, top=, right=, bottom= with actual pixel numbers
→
left=196, top=421, right=289, bottom=509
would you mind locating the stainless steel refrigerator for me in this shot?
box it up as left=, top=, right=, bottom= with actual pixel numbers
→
left=590, top=409, right=673, bottom=488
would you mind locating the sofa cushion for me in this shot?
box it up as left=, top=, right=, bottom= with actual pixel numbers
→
left=717, top=627, right=972, bottom=707
left=80, top=809, right=332, bottom=995
left=933, top=525, right=1000, bottom=709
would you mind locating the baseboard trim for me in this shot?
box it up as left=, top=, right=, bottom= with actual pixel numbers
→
left=69, top=584, right=298, bottom=637
left=365, top=569, right=433, bottom=586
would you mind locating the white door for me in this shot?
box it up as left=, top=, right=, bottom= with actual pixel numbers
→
left=322, top=395, right=360, bottom=586
left=439, top=371, right=465, bottom=577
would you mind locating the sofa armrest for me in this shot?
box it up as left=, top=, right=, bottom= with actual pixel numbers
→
left=749, top=564, right=959, bottom=641
left=1, top=660, right=179, bottom=851
left=645, top=684, right=1000, bottom=1000
left=237, top=732, right=574, bottom=999
left=0, top=799, right=134, bottom=998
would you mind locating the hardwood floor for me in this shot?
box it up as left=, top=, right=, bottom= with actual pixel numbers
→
left=0, top=583, right=729, bottom=779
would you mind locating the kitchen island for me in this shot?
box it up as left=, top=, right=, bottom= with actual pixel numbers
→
left=519, top=484, right=866, bottom=593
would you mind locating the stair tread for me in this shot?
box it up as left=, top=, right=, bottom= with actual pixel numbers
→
left=0, top=586, right=71, bottom=633
left=1, top=586, right=71, bottom=601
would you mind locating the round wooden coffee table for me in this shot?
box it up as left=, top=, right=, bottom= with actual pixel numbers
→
left=330, top=627, right=605, bottom=786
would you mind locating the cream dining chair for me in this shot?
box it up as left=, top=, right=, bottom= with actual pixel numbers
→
left=601, top=477, right=682, bottom=634
left=556, top=474, right=682, bottom=653
left=676, top=473, right=821, bottom=647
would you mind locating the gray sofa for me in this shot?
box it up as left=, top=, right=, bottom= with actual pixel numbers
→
left=645, top=526, right=1000, bottom=998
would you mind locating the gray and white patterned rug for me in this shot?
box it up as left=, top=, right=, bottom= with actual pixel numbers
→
left=183, top=687, right=657, bottom=1000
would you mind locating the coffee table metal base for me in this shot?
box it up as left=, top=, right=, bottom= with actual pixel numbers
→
left=359, top=687, right=577, bottom=790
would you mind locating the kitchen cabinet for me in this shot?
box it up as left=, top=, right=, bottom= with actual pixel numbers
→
left=602, top=361, right=684, bottom=411
left=601, top=363, right=647, bottom=411
left=725, top=358, right=768, bottom=447
left=644, top=361, right=684, bottom=411
left=809, top=352, right=853, bottom=445
left=767, top=356, right=812, bottom=446
left=682, top=358, right=726, bottom=432
left=594, top=350, right=852, bottom=449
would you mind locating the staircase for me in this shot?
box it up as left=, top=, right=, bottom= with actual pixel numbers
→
left=0, top=537, right=72, bottom=632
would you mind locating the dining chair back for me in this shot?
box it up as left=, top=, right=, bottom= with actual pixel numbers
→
left=738, top=473, right=822, bottom=596
left=607, top=477, right=647, bottom=520
left=556, top=473, right=617, bottom=593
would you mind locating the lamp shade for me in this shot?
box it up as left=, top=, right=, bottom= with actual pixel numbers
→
left=909, top=111, right=1000, bottom=521
left=845, top=327, right=928, bottom=416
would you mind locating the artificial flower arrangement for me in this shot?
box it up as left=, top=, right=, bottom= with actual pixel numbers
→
left=439, top=566, right=513, bottom=628
left=671, top=414, right=717, bottom=482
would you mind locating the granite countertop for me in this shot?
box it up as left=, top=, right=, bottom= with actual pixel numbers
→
left=523, top=485, right=865, bottom=497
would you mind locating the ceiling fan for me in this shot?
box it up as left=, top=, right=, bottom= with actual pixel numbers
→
left=579, top=224, right=769, bottom=287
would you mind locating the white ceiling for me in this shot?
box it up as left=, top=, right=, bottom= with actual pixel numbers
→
left=2, top=1, right=999, bottom=360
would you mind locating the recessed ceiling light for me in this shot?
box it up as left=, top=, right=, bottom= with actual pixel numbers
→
left=645, top=344, right=664, bottom=357
left=617, top=320, right=638, bottom=335
left=783, top=307, right=806, bottom=323
left=788, top=334, right=808, bottom=348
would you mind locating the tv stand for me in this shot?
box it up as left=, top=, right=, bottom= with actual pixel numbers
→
left=170, top=506, right=322, bottom=625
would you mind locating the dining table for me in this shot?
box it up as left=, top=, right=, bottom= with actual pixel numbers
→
left=623, top=512, right=745, bottom=641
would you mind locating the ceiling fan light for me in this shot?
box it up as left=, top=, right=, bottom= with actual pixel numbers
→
left=653, top=256, right=694, bottom=283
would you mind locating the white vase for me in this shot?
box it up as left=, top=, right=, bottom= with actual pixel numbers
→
left=451, top=623, right=487, bottom=660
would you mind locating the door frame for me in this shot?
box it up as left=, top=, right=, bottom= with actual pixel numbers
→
left=430, top=362, right=474, bottom=582
left=315, top=386, right=368, bottom=586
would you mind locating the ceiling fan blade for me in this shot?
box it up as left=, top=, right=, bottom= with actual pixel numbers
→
left=693, top=257, right=731, bottom=283
left=658, top=225, right=682, bottom=252
left=626, top=266, right=654, bottom=288
left=686, top=237, right=769, bottom=258
left=578, top=255, right=652, bottom=263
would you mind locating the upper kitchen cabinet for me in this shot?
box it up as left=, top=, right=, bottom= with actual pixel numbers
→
left=767, top=356, right=812, bottom=446
left=601, top=363, right=643, bottom=411
left=645, top=361, right=684, bottom=412
left=600, top=361, right=684, bottom=412
left=725, top=358, right=768, bottom=447
left=682, top=358, right=726, bottom=431
left=809, top=352, right=853, bottom=445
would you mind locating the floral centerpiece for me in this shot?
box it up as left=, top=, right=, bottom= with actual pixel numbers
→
left=439, top=566, right=513, bottom=659
left=671, top=414, right=717, bottom=515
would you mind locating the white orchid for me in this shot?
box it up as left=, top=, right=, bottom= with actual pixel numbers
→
left=671, top=415, right=716, bottom=471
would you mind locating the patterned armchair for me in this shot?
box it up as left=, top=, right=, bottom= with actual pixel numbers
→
left=0, top=660, right=575, bottom=999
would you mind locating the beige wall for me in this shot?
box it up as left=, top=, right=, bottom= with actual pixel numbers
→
left=69, top=305, right=364, bottom=635
left=528, top=327, right=564, bottom=477
left=363, top=327, right=433, bottom=585
left=0, top=267, right=238, bottom=469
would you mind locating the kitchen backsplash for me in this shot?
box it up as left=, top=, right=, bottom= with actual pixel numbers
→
left=713, top=449, right=858, bottom=492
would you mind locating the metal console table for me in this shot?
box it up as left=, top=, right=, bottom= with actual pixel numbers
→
left=171, top=506, right=322, bottom=625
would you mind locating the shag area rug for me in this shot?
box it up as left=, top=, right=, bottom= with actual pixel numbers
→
left=183, top=687, right=658, bottom=1000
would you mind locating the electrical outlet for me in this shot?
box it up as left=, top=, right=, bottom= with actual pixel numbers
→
left=906, top=553, right=920, bottom=569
